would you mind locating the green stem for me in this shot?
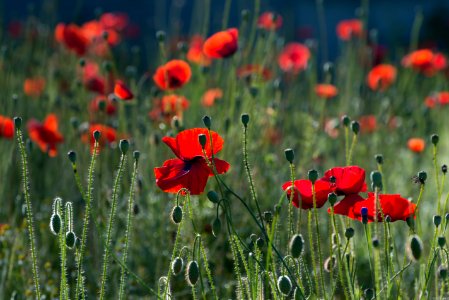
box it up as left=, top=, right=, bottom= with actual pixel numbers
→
left=312, top=185, right=326, bottom=299
left=347, top=134, right=358, bottom=166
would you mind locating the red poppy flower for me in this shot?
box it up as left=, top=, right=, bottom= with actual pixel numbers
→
left=0, top=116, right=14, bottom=139
left=336, top=19, right=363, bottom=41
left=402, top=49, right=447, bottom=76
left=257, top=12, right=283, bottom=31
left=282, top=179, right=333, bottom=209
left=408, top=138, right=425, bottom=153
left=335, top=193, right=416, bottom=222
left=161, top=94, right=190, bottom=113
left=203, top=28, right=238, bottom=59
left=187, top=35, right=211, bottom=66
left=27, top=114, right=64, bottom=157
left=323, top=166, right=367, bottom=196
left=82, top=124, right=117, bottom=153
left=237, top=65, right=272, bottom=82
left=154, top=128, right=230, bottom=195
left=153, top=60, right=192, bottom=90
left=367, top=64, right=397, bottom=91
left=80, top=61, right=114, bottom=94
left=278, top=43, right=310, bottom=74
left=23, top=77, right=46, bottom=97
left=359, top=115, right=377, bottom=134
left=99, top=12, right=129, bottom=32
left=81, top=20, right=121, bottom=47
left=55, top=23, right=90, bottom=56
left=114, top=80, right=133, bottom=100
left=90, top=95, right=117, bottom=115
left=201, top=88, right=223, bottom=107
left=315, top=84, right=338, bottom=99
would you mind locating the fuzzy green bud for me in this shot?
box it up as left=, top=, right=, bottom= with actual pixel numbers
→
left=434, top=215, right=442, bottom=227
left=442, top=165, right=448, bottom=174
left=241, top=113, right=250, bottom=127
left=289, top=234, right=304, bottom=258
left=186, top=261, right=199, bottom=286
left=156, top=30, right=166, bottom=42
left=198, top=134, right=207, bottom=148
left=119, top=139, right=129, bottom=154
left=308, top=169, right=318, bottom=184
left=171, top=206, right=183, bottom=224
left=67, top=150, right=77, bottom=163
left=375, top=154, right=383, bottom=165
left=93, top=130, right=101, bottom=141
left=439, top=265, right=448, bottom=279
left=328, top=193, right=337, bottom=206
left=372, top=237, right=380, bottom=248
left=13, top=117, right=22, bottom=129
left=408, top=235, right=423, bottom=261
left=50, top=214, right=62, bottom=235
left=207, top=191, right=220, bottom=204
left=212, top=218, right=221, bottom=237
left=202, top=115, right=211, bottom=129
left=351, top=121, right=360, bottom=134
left=418, top=171, right=427, bottom=184
left=65, top=231, right=76, bottom=249
left=431, top=134, right=439, bottom=145
left=370, top=171, right=383, bottom=190
left=341, top=115, right=350, bottom=127
left=256, top=237, right=265, bottom=249
left=263, top=211, right=273, bottom=224
left=345, top=227, right=355, bottom=239
left=133, top=150, right=140, bottom=161
left=364, top=288, right=374, bottom=300
left=438, top=236, right=446, bottom=248
left=171, top=257, right=184, bottom=275
left=277, top=275, right=292, bottom=296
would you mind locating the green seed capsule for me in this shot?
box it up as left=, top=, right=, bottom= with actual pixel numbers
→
left=438, top=236, right=446, bottom=248
left=212, top=218, right=221, bottom=237
left=171, top=257, right=184, bottom=275
left=241, top=113, right=250, bottom=127
left=434, top=215, right=442, bottom=227
left=186, top=261, right=199, bottom=286
left=207, top=191, right=220, bottom=204
left=171, top=206, right=183, bottom=224
left=308, top=169, right=318, bottom=184
left=198, top=134, right=207, bottom=148
left=277, top=275, right=292, bottom=296
left=439, top=265, right=448, bottom=279
left=345, top=227, right=354, bottom=239
left=408, top=235, right=423, bottom=261
left=284, top=148, right=295, bottom=163
left=294, top=288, right=302, bottom=300
left=289, top=234, right=304, bottom=258
left=202, top=116, right=211, bottom=129
left=65, top=231, right=76, bottom=249
left=364, top=288, right=374, bottom=299
left=50, top=214, right=61, bottom=235
left=256, top=237, right=265, bottom=249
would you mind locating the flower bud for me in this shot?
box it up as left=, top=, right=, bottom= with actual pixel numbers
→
left=364, top=288, right=374, bottom=300
left=385, top=215, right=391, bottom=223
left=284, top=148, right=295, bottom=163
left=345, top=227, right=354, bottom=239
left=241, top=113, right=250, bottom=127
left=67, top=150, right=77, bottom=163
left=294, top=288, right=302, bottom=300
left=171, top=257, right=184, bottom=275
left=438, top=236, right=446, bottom=248
left=277, top=275, right=292, bottom=296
left=324, top=256, right=336, bottom=272
left=212, top=218, right=221, bottom=237
left=13, top=117, right=22, bottom=129
left=256, top=237, right=265, bottom=249
left=93, top=130, right=101, bottom=141
left=351, top=121, right=360, bottom=134
left=417, top=171, right=427, bottom=184
left=289, top=234, right=304, bottom=258
left=202, top=115, right=211, bottom=129
left=408, top=235, right=423, bottom=261
left=263, top=211, right=273, bottom=223
left=372, top=237, right=380, bottom=248
left=186, top=261, right=199, bottom=286
left=50, top=214, right=62, bottom=235
left=431, top=134, right=439, bottom=145
left=156, top=30, right=166, bottom=42
left=434, top=215, right=442, bottom=227
left=171, top=206, right=183, bottom=224
left=207, top=191, right=220, bottom=204
left=133, top=151, right=140, bottom=161
left=341, top=115, right=350, bottom=127
left=443, top=164, right=448, bottom=174
left=406, top=216, right=415, bottom=231
left=308, top=169, right=318, bottom=184
left=198, top=134, right=207, bottom=148
left=328, top=193, right=337, bottom=206
left=439, top=265, right=448, bottom=279
left=119, top=139, right=129, bottom=154
left=65, top=231, right=76, bottom=249
left=375, top=154, right=383, bottom=165
left=370, top=171, right=382, bottom=190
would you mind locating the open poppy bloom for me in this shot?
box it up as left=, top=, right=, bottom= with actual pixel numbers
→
left=257, top=12, right=283, bottom=31
left=99, top=12, right=129, bottom=32
left=402, top=49, right=447, bottom=76
left=367, top=64, right=397, bottom=91
left=333, top=193, right=416, bottom=222
left=154, top=128, right=230, bottom=195
left=55, top=23, right=90, bottom=56
left=278, top=43, right=310, bottom=74
left=27, top=114, right=64, bottom=157
left=82, top=123, right=117, bottom=153
left=0, top=116, right=14, bottom=139
left=315, top=84, right=338, bottom=99
left=407, top=138, right=425, bottom=153
left=336, top=19, right=363, bottom=41
left=114, top=80, right=133, bottom=100
left=153, top=60, right=191, bottom=90
left=322, top=166, right=367, bottom=196
left=282, top=179, right=333, bottom=209
left=187, top=35, right=211, bottom=66
left=23, top=77, right=46, bottom=97
left=203, top=28, right=238, bottom=59
left=201, top=88, right=223, bottom=107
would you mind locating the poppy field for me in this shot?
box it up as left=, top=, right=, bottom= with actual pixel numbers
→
left=2, top=1, right=449, bottom=299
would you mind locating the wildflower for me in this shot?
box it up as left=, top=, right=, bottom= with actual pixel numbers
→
left=154, top=128, right=230, bottom=195
left=359, top=115, right=377, bottom=134
left=89, top=95, right=117, bottom=116
left=161, top=94, right=190, bottom=114
left=424, top=91, right=449, bottom=108
left=153, top=60, right=191, bottom=90
left=114, top=80, right=133, bottom=100
left=408, top=138, right=425, bottom=153
left=278, top=43, right=310, bottom=74
left=315, top=84, right=338, bottom=99
left=187, top=35, right=211, bottom=66
left=99, top=12, right=129, bottom=32
left=82, top=124, right=117, bottom=153
left=55, top=23, right=90, bottom=56
left=322, top=166, right=367, bottom=196
left=27, top=114, right=64, bottom=157
left=201, top=88, right=223, bottom=107
left=366, top=64, right=397, bottom=91
left=336, top=19, right=363, bottom=41
left=23, top=77, right=46, bottom=97
left=402, top=49, right=447, bottom=76
left=282, top=179, right=333, bottom=209
left=0, top=116, right=14, bottom=139
left=203, top=28, right=238, bottom=59
left=257, top=12, right=283, bottom=31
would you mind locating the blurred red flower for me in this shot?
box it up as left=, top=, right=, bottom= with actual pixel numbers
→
left=336, top=19, right=363, bottom=41
left=0, top=116, right=14, bottom=139
left=203, top=28, right=238, bottom=59
left=257, top=12, right=283, bottom=30
left=153, top=60, right=191, bottom=90
left=359, top=115, right=377, bottom=134
left=27, top=114, right=64, bottom=157
left=55, top=23, right=90, bottom=56
left=367, top=64, right=397, bottom=91
left=23, top=77, right=46, bottom=97
left=82, top=124, right=117, bottom=153
left=114, top=80, right=133, bottom=100
left=322, top=166, right=367, bottom=196
left=90, top=95, right=117, bottom=116
left=402, top=49, right=447, bottom=76
left=278, top=43, right=310, bottom=74
left=407, top=138, right=425, bottom=153
left=424, top=91, right=449, bottom=108
left=315, top=84, right=338, bottom=99
left=99, top=12, right=129, bottom=32
left=187, top=35, right=211, bottom=66
left=282, top=179, right=333, bottom=209
left=154, top=128, right=230, bottom=195
left=201, top=89, right=222, bottom=107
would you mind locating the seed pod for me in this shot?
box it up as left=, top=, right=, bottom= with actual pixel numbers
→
left=439, top=265, right=448, bottom=279
left=328, top=193, right=337, bottom=206
left=277, top=275, right=292, bottom=296
left=284, top=148, right=295, bottom=163
left=171, top=257, right=184, bottom=275
left=202, top=116, right=211, bottom=129
left=417, top=171, right=427, bottom=184
left=438, top=236, right=446, bottom=248
left=308, top=169, right=318, bottom=184
left=256, top=237, right=265, bottom=249
left=289, top=234, right=304, bottom=258
left=345, top=227, right=354, bottom=239
left=370, top=171, right=383, bottom=190
left=212, top=218, right=221, bottom=237
left=207, top=191, right=220, bottom=204
left=431, top=134, right=439, bottom=145
left=324, top=256, right=336, bottom=272
left=241, top=113, right=250, bottom=127
left=119, top=139, right=129, bottom=154
left=442, top=165, right=448, bottom=174
left=198, top=134, right=207, bottom=148
left=375, top=154, right=383, bottom=165
left=434, top=215, right=442, bottom=227
left=351, top=121, right=360, bottom=134
left=171, top=206, right=183, bottom=224
left=49, top=214, right=62, bottom=235
left=341, top=115, right=350, bottom=127
left=13, top=117, right=22, bottom=129
left=67, top=151, right=77, bottom=163
left=65, top=231, right=76, bottom=249
left=186, top=261, right=199, bottom=286
left=408, top=235, right=423, bottom=261
left=93, top=130, right=101, bottom=141
left=364, top=288, right=374, bottom=299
